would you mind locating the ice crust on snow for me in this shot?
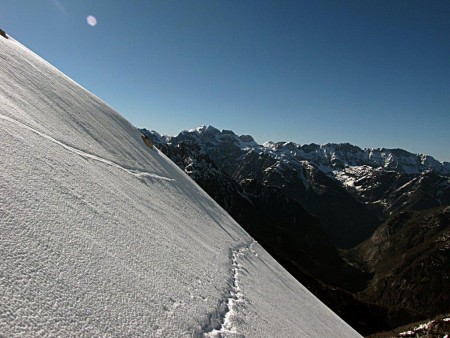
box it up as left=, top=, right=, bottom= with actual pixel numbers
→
left=0, top=37, right=361, bottom=336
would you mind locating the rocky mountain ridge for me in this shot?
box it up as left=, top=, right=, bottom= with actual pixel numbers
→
left=149, top=125, right=450, bottom=177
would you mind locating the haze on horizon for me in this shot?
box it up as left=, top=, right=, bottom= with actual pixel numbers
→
left=1, top=0, right=449, bottom=161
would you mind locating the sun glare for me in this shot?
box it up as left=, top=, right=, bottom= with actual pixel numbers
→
left=86, top=15, right=97, bottom=27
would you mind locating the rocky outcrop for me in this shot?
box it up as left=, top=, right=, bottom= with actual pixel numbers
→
left=140, top=134, right=153, bottom=149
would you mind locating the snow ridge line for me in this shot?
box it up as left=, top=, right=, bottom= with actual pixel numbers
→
left=0, top=114, right=175, bottom=182
left=202, top=240, right=258, bottom=338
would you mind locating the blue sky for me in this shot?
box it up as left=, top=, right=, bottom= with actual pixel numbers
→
left=1, top=0, right=449, bottom=161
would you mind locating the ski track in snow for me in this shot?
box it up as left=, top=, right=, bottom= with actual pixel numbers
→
left=0, top=114, right=175, bottom=182
left=203, top=240, right=258, bottom=337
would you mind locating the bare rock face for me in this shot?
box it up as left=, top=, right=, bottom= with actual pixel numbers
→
left=140, top=134, right=153, bottom=149
left=0, top=29, right=8, bottom=39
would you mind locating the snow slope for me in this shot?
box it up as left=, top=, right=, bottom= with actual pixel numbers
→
left=0, top=36, right=360, bottom=337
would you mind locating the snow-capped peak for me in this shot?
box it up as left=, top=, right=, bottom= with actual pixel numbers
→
left=188, top=124, right=220, bottom=135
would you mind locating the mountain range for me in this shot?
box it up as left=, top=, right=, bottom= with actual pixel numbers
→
left=143, top=125, right=449, bottom=246
left=142, top=125, right=450, bottom=335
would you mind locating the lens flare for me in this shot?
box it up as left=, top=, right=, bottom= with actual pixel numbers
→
left=86, top=15, right=97, bottom=27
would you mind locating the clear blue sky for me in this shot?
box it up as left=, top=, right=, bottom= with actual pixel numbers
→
left=1, top=0, right=449, bottom=161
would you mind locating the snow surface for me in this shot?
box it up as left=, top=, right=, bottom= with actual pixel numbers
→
left=0, top=37, right=360, bottom=337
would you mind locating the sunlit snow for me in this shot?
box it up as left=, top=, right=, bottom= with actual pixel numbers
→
left=0, top=36, right=361, bottom=337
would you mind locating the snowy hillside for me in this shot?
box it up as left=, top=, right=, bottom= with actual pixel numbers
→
left=0, top=36, right=360, bottom=336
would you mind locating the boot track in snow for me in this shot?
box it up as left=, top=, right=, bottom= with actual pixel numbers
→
left=200, top=241, right=258, bottom=338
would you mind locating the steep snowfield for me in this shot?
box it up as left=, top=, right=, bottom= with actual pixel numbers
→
left=0, top=37, right=360, bottom=337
